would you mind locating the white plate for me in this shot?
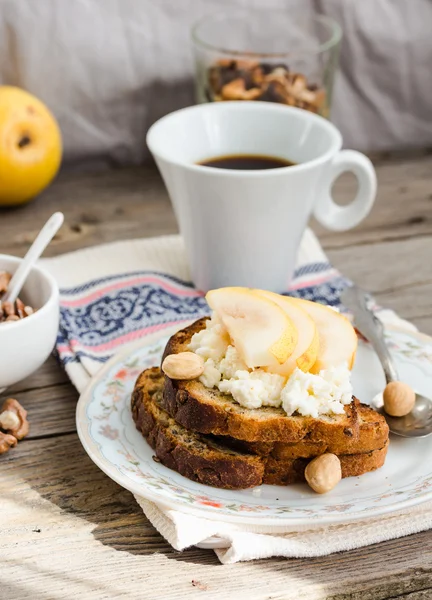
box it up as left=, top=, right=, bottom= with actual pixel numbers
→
left=76, top=321, right=432, bottom=528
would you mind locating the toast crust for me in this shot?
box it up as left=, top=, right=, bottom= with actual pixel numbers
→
left=131, top=368, right=388, bottom=490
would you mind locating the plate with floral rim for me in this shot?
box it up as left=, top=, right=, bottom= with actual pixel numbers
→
left=76, top=320, right=432, bottom=527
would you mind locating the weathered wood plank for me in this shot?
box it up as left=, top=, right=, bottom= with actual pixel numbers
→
left=316, top=153, right=432, bottom=248
left=327, top=235, right=432, bottom=333
left=327, top=236, right=432, bottom=295
left=1, top=434, right=432, bottom=600
left=328, top=585, right=432, bottom=600
left=0, top=166, right=178, bottom=257
left=375, top=284, right=432, bottom=324
left=7, top=355, right=69, bottom=394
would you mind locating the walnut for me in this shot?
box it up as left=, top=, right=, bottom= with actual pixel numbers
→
left=0, top=271, right=36, bottom=324
left=250, top=65, right=265, bottom=87
left=290, top=73, right=307, bottom=96
left=15, top=297, right=26, bottom=319
left=216, top=58, right=259, bottom=70
left=0, top=271, right=11, bottom=294
left=5, top=315, right=19, bottom=322
left=264, top=67, right=290, bottom=87
left=0, top=432, right=17, bottom=454
left=2, top=301, right=14, bottom=317
left=260, top=80, right=292, bottom=104
left=0, top=398, right=29, bottom=440
left=207, top=60, right=327, bottom=115
left=0, top=410, right=20, bottom=430
left=221, top=78, right=262, bottom=101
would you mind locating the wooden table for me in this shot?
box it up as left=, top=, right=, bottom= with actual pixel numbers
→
left=2, top=154, right=432, bottom=600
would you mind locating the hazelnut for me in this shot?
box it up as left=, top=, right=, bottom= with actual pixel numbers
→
left=305, top=453, right=342, bottom=494
left=383, top=381, right=415, bottom=417
left=162, top=352, right=205, bottom=380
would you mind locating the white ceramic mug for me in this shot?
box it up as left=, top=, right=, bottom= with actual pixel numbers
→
left=147, top=102, right=376, bottom=292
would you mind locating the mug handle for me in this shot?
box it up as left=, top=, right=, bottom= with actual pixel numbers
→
left=313, top=150, right=377, bottom=231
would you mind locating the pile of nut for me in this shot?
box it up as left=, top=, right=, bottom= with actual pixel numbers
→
left=0, top=398, right=29, bottom=454
left=0, top=271, right=35, bottom=324
left=207, top=59, right=327, bottom=115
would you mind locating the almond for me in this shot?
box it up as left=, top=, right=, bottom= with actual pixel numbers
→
left=162, top=352, right=205, bottom=380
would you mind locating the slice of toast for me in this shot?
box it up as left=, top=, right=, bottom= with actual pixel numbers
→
left=159, top=318, right=362, bottom=443
left=131, top=368, right=388, bottom=490
left=226, top=403, right=389, bottom=458
left=132, top=367, right=264, bottom=489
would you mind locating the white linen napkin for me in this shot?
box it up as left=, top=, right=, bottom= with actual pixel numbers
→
left=40, top=230, right=427, bottom=563
left=136, top=497, right=432, bottom=564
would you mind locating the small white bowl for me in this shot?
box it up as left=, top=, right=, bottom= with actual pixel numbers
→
left=0, top=254, right=59, bottom=391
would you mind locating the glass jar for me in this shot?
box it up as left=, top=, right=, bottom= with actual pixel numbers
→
left=192, top=9, right=341, bottom=118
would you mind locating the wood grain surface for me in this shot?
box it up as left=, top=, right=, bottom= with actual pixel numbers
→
left=1, top=155, right=432, bottom=600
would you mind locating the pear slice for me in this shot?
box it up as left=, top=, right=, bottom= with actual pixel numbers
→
left=254, top=290, right=319, bottom=376
left=206, top=287, right=298, bottom=368
left=289, top=298, right=358, bottom=372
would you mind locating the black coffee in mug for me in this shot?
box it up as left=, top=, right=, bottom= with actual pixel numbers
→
left=198, top=154, right=296, bottom=170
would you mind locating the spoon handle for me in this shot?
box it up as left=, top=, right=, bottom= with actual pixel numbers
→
left=341, top=285, right=399, bottom=384
left=3, top=212, right=64, bottom=304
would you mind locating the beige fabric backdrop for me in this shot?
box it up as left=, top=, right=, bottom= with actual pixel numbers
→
left=0, top=0, right=430, bottom=166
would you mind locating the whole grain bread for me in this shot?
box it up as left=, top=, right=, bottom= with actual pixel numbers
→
left=227, top=403, right=389, bottom=458
left=158, top=318, right=364, bottom=444
left=132, top=367, right=264, bottom=489
left=131, top=368, right=388, bottom=490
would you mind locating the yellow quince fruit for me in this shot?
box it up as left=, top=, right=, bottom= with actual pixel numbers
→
left=0, top=86, right=62, bottom=206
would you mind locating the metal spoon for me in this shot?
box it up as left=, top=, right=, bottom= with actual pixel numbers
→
left=3, top=212, right=64, bottom=304
left=341, top=285, right=432, bottom=437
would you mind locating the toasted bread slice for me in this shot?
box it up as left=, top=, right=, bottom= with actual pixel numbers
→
left=228, top=403, right=389, bottom=458
left=132, top=367, right=264, bottom=489
left=131, top=368, right=388, bottom=490
left=159, top=318, right=360, bottom=443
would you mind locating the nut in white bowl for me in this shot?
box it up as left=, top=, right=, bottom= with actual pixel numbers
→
left=0, top=254, right=59, bottom=391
